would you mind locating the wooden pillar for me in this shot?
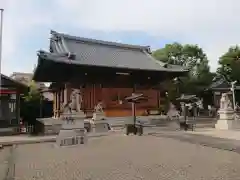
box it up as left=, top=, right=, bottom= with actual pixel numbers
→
left=39, top=95, right=42, bottom=118
left=53, top=92, right=55, bottom=118
left=132, top=84, right=136, bottom=125
left=157, top=90, right=161, bottom=108
left=57, top=91, right=60, bottom=118
left=64, top=84, right=67, bottom=105
left=80, top=85, right=84, bottom=111
left=53, top=92, right=57, bottom=118
left=60, top=88, right=63, bottom=108
left=56, top=91, right=59, bottom=118
left=56, top=92, right=58, bottom=118
left=15, top=92, right=20, bottom=125
left=17, top=93, right=20, bottom=124
left=66, top=83, right=71, bottom=103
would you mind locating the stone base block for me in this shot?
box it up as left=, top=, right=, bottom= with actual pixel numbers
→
left=61, top=121, right=84, bottom=130
left=38, top=117, right=88, bottom=135
left=56, top=128, right=87, bottom=147
left=168, top=121, right=180, bottom=130
left=215, top=120, right=234, bottom=130
left=93, top=112, right=106, bottom=121
left=60, top=111, right=86, bottom=121
left=44, top=124, right=62, bottom=135
left=92, top=121, right=110, bottom=133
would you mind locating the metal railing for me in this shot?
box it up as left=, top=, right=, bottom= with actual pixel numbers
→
left=0, top=124, right=34, bottom=136
left=12, top=125, right=34, bottom=134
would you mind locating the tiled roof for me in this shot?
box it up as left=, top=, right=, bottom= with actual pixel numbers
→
left=1, top=74, right=27, bottom=89
left=208, top=78, right=240, bottom=91
left=177, top=94, right=198, bottom=101
left=10, top=72, right=32, bottom=85
left=209, top=79, right=230, bottom=90
left=46, top=30, right=187, bottom=73
left=10, top=72, right=46, bottom=89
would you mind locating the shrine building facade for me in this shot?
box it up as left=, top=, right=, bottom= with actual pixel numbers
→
left=33, top=31, right=187, bottom=118
left=0, top=74, right=27, bottom=127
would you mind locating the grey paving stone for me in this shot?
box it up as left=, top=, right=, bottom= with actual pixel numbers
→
left=10, top=134, right=240, bottom=180
left=0, top=146, right=12, bottom=180
left=149, top=131, right=240, bottom=153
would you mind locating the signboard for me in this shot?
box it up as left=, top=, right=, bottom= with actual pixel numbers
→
left=0, top=89, right=16, bottom=94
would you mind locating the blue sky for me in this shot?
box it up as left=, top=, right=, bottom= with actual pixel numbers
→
left=1, top=0, right=240, bottom=76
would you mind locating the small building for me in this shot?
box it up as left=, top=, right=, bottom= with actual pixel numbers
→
left=0, top=74, right=28, bottom=128
left=10, top=72, right=34, bottom=86
left=10, top=72, right=51, bottom=100
left=10, top=72, right=54, bottom=118
left=207, top=78, right=240, bottom=108
left=33, top=31, right=187, bottom=118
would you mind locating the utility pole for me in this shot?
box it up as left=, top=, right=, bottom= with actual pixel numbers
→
left=0, top=9, right=4, bottom=117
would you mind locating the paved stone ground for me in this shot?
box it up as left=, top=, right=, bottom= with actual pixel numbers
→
left=150, top=131, right=240, bottom=152
left=0, top=147, right=10, bottom=180
left=2, top=134, right=240, bottom=180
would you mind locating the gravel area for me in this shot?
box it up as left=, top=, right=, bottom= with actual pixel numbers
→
left=8, top=134, right=240, bottom=180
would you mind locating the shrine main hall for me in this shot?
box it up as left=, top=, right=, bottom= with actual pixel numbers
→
left=33, top=30, right=187, bottom=118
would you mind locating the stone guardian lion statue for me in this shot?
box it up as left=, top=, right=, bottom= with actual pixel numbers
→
left=220, top=93, right=233, bottom=110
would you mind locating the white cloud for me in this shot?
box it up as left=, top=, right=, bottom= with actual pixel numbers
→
left=56, top=0, right=240, bottom=71
left=0, top=0, right=52, bottom=75
left=1, top=0, right=240, bottom=75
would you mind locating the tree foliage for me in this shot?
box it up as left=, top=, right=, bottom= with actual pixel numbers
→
left=23, top=80, right=41, bottom=102
left=153, top=43, right=213, bottom=98
left=153, top=43, right=210, bottom=79
left=21, top=80, right=41, bottom=125
left=217, top=45, right=240, bottom=82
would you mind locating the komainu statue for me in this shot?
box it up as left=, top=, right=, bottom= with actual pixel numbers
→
left=60, top=89, right=83, bottom=123
left=220, top=93, right=233, bottom=110
left=94, top=102, right=104, bottom=113
left=69, top=89, right=82, bottom=112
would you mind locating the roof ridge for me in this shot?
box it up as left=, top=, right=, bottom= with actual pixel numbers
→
left=11, top=72, right=33, bottom=75
left=50, top=30, right=151, bottom=52
left=142, top=50, right=168, bottom=68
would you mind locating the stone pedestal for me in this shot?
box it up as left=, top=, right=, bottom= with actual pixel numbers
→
left=92, top=112, right=105, bottom=121
left=235, top=111, right=240, bottom=120
left=215, top=109, right=235, bottom=130
left=37, top=118, right=63, bottom=135
left=60, top=111, right=85, bottom=121
left=92, top=112, right=110, bottom=133
left=124, top=116, right=134, bottom=125
left=56, top=111, right=87, bottom=147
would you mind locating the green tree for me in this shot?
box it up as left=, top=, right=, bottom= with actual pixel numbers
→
left=153, top=43, right=184, bottom=65
left=216, top=46, right=240, bottom=105
left=217, top=45, right=240, bottom=82
left=153, top=43, right=210, bottom=79
left=153, top=43, right=213, bottom=97
left=21, top=80, right=41, bottom=126
left=24, top=80, right=41, bottom=102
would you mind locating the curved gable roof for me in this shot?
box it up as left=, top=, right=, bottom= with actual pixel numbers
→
left=48, top=30, right=186, bottom=73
